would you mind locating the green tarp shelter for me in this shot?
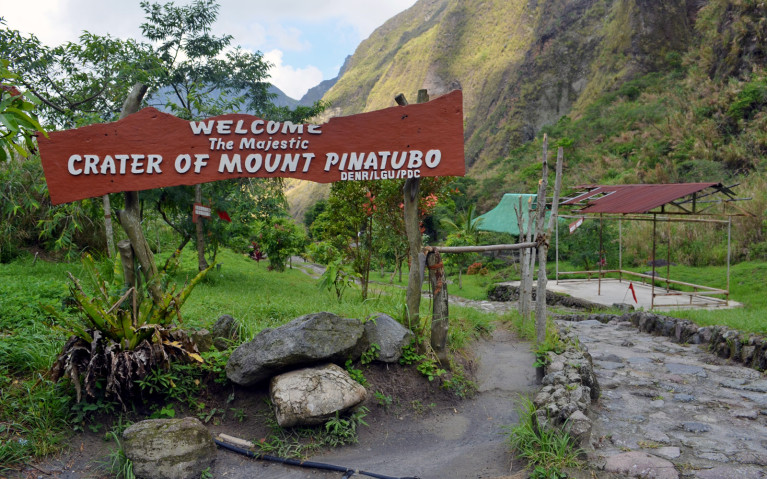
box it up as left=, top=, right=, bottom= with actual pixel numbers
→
left=473, top=193, right=550, bottom=236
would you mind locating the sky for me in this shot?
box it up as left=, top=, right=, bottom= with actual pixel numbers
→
left=2, top=0, right=418, bottom=99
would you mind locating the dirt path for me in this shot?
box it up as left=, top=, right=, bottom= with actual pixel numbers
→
left=205, top=325, right=536, bottom=479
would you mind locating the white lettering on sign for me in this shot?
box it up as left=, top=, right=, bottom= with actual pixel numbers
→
left=194, top=204, right=211, bottom=217
left=189, top=120, right=322, bottom=136
left=340, top=169, right=421, bottom=181
left=322, top=150, right=442, bottom=172
left=67, top=154, right=164, bottom=176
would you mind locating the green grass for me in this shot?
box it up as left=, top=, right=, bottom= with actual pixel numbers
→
left=368, top=267, right=501, bottom=301
left=660, top=262, right=767, bottom=335
left=0, top=247, right=499, bottom=470
left=507, top=396, right=583, bottom=477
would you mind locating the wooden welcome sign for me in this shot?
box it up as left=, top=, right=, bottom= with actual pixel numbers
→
left=38, top=90, right=465, bottom=205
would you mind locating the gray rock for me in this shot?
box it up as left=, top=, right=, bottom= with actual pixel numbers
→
left=269, top=363, right=367, bottom=427
left=655, top=447, right=681, bottom=459
left=190, top=328, right=213, bottom=353
left=211, top=314, right=239, bottom=351
left=123, top=417, right=215, bottom=479
left=604, top=451, right=678, bottom=479
left=695, top=465, right=766, bottom=479
left=628, top=356, right=652, bottom=364
left=666, top=362, right=707, bottom=377
left=226, top=312, right=365, bottom=386
left=564, top=410, right=592, bottom=445
left=697, top=452, right=730, bottom=462
left=682, top=422, right=712, bottom=433
left=673, top=393, right=695, bottom=403
left=731, top=409, right=758, bottom=420
left=744, top=379, right=767, bottom=393
left=361, top=313, right=414, bottom=363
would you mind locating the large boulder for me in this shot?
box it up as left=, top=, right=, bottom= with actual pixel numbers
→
left=211, top=314, right=239, bottom=351
left=270, top=363, right=367, bottom=427
left=226, top=312, right=365, bottom=386
left=123, top=417, right=215, bottom=479
left=361, top=313, right=414, bottom=363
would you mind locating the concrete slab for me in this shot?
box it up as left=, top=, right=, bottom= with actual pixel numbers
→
left=548, top=278, right=741, bottom=311
left=503, top=278, right=741, bottom=311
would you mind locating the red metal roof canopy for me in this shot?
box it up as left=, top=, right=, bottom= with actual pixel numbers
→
left=562, top=183, right=731, bottom=214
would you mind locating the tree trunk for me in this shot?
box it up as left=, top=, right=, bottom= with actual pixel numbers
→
left=426, top=248, right=449, bottom=364
left=396, top=90, right=429, bottom=331
left=516, top=196, right=529, bottom=318
left=117, top=239, right=135, bottom=289
left=195, top=184, right=209, bottom=271
left=103, top=195, right=115, bottom=258
left=113, top=83, right=164, bottom=305
left=119, top=191, right=162, bottom=304
left=521, top=202, right=536, bottom=320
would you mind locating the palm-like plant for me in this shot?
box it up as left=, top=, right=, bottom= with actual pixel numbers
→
left=440, top=205, right=484, bottom=289
left=440, top=204, right=484, bottom=243
left=47, top=253, right=210, bottom=407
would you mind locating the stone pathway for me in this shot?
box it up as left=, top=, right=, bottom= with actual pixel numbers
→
left=558, top=317, right=767, bottom=479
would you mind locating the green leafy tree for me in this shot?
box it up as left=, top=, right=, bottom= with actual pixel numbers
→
left=256, top=217, right=307, bottom=272
left=442, top=233, right=481, bottom=289
left=316, top=178, right=448, bottom=299
left=0, top=60, right=46, bottom=161
left=0, top=20, right=158, bottom=128
left=0, top=21, right=157, bottom=260
left=439, top=204, right=484, bottom=289
left=318, top=181, right=378, bottom=298
left=138, top=0, right=325, bottom=270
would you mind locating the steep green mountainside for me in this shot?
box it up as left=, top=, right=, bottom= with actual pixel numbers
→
left=290, top=0, right=767, bottom=252
left=321, top=0, right=696, bottom=169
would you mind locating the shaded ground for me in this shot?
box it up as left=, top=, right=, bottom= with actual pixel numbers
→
left=19, top=324, right=536, bottom=479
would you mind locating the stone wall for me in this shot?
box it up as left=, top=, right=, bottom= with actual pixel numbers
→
left=555, top=311, right=767, bottom=371
left=488, top=283, right=609, bottom=311
left=533, top=327, right=601, bottom=445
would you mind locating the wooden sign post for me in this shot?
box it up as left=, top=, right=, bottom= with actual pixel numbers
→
left=38, top=88, right=466, bottom=348
left=37, top=90, right=465, bottom=205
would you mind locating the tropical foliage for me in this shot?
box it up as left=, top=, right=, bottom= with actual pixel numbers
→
left=46, top=253, right=210, bottom=407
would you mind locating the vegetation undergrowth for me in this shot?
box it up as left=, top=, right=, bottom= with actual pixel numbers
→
left=0, top=246, right=493, bottom=470
left=253, top=402, right=369, bottom=459
left=507, top=396, right=583, bottom=479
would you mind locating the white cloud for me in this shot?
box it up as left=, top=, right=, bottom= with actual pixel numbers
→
left=264, top=50, right=323, bottom=100
left=267, top=24, right=311, bottom=52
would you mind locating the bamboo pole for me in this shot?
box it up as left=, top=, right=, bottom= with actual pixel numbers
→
left=534, top=143, right=563, bottom=346
left=515, top=197, right=530, bottom=317
left=435, top=242, right=538, bottom=253
left=533, top=135, right=549, bottom=345
left=426, top=247, right=449, bottom=364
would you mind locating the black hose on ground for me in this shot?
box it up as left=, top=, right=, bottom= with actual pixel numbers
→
left=214, top=439, right=421, bottom=479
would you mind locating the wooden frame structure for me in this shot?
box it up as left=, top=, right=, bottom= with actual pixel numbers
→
left=555, top=183, right=750, bottom=309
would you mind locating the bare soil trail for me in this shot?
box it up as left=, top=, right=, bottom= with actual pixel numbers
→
left=208, top=325, right=536, bottom=479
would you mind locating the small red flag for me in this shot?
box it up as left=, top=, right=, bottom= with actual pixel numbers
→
left=628, top=282, right=637, bottom=303
left=217, top=210, right=231, bottom=222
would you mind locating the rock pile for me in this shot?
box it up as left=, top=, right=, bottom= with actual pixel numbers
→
left=533, top=327, right=601, bottom=445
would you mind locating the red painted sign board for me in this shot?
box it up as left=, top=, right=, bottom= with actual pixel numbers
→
left=38, top=90, right=465, bottom=205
